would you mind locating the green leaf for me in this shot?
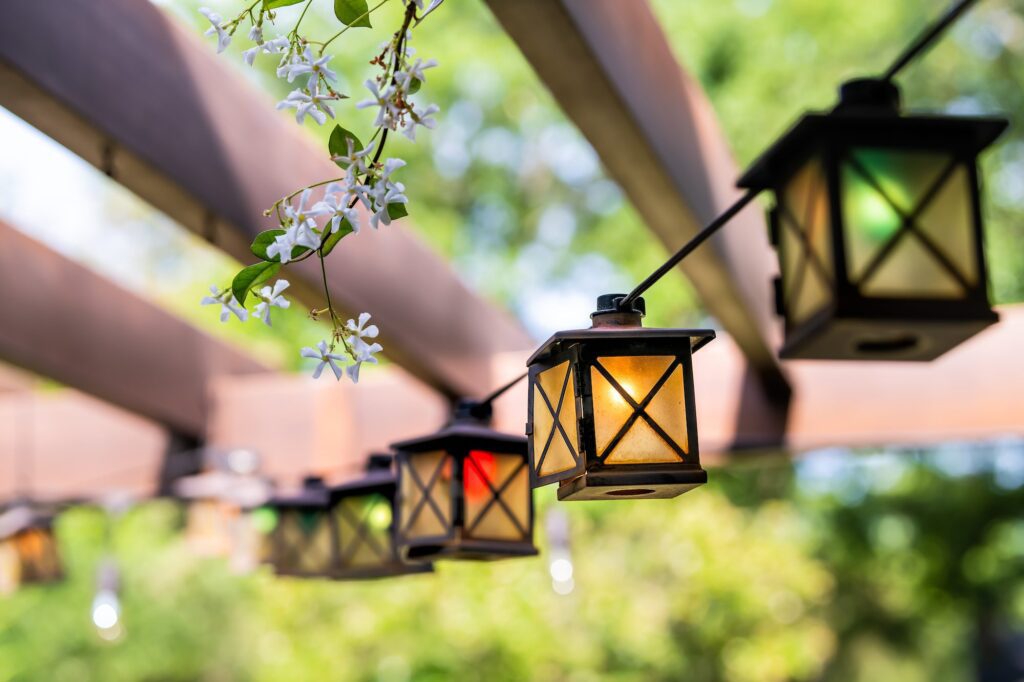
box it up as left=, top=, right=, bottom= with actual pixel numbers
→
left=251, top=229, right=286, bottom=261
left=407, top=77, right=422, bottom=95
left=321, top=220, right=356, bottom=257
left=263, top=0, right=305, bottom=9
left=251, top=229, right=313, bottom=262
left=328, top=125, right=364, bottom=168
left=387, top=203, right=409, bottom=220
left=334, top=0, right=371, bottom=28
left=232, top=262, right=280, bottom=306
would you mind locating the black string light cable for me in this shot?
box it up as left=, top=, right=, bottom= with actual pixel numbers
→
left=616, top=0, right=982, bottom=313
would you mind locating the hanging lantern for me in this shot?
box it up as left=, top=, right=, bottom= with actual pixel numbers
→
left=738, top=78, right=1008, bottom=360
left=526, top=294, right=714, bottom=501
left=262, top=477, right=334, bottom=578
left=392, top=401, right=537, bottom=561
left=0, top=505, right=63, bottom=594
left=326, top=454, right=432, bottom=579
left=174, top=449, right=270, bottom=574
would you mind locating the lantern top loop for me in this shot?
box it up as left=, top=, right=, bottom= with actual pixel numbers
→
left=835, top=78, right=901, bottom=114
left=365, top=453, right=395, bottom=472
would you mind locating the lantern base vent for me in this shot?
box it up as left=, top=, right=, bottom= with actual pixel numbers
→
left=556, top=467, right=707, bottom=501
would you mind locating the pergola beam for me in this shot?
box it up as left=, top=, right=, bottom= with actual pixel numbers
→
left=484, top=0, right=789, bottom=404
left=0, top=222, right=268, bottom=437
left=0, top=0, right=533, bottom=398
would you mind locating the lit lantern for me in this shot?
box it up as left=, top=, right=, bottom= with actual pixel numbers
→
left=326, top=454, right=432, bottom=579
left=262, top=477, right=334, bottom=578
left=0, top=505, right=63, bottom=594
left=392, top=401, right=537, bottom=561
left=738, top=78, right=1008, bottom=360
left=174, top=449, right=270, bottom=574
left=526, top=294, right=715, bottom=501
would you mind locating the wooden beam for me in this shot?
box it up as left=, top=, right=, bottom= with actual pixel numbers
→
left=0, top=390, right=167, bottom=504
left=0, top=222, right=268, bottom=436
left=0, top=0, right=532, bottom=398
left=483, top=0, right=789, bottom=403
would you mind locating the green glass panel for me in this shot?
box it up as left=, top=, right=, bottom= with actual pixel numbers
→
left=842, top=148, right=954, bottom=283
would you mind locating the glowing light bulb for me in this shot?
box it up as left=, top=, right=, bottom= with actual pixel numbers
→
left=91, top=585, right=120, bottom=630
left=366, top=497, right=392, bottom=531
left=549, top=557, right=573, bottom=583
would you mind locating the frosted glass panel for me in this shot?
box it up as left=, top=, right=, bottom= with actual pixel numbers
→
left=465, top=452, right=529, bottom=541
left=592, top=356, right=685, bottom=464
left=916, top=165, right=977, bottom=286
left=780, top=157, right=833, bottom=323
left=862, top=235, right=965, bottom=298
left=274, top=510, right=333, bottom=574
left=531, top=361, right=579, bottom=477
left=399, top=451, right=451, bottom=539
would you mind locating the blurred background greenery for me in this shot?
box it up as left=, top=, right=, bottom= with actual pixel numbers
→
left=1, top=0, right=1023, bottom=679
left=1, top=450, right=1022, bottom=681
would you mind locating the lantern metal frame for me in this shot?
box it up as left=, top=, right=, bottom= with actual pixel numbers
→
left=738, top=78, right=1008, bottom=361
left=392, top=405, right=537, bottom=562
left=326, top=454, right=433, bottom=580
left=263, top=478, right=334, bottom=578
left=527, top=295, right=715, bottom=501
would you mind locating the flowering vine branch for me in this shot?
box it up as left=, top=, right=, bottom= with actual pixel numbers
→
left=197, top=0, right=442, bottom=382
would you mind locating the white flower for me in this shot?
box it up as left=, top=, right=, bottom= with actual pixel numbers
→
left=266, top=229, right=296, bottom=263
left=276, top=88, right=336, bottom=125
left=416, top=0, right=444, bottom=23
left=252, top=279, right=290, bottom=326
left=396, top=58, right=437, bottom=89
left=199, top=8, right=231, bottom=53
left=346, top=341, right=382, bottom=383
left=367, top=159, right=408, bottom=228
left=200, top=285, right=247, bottom=323
left=402, top=103, right=439, bottom=141
left=244, top=34, right=288, bottom=66
left=280, top=47, right=337, bottom=88
left=344, top=315, right=382, bottom=383
left=311, top=192, right=361, bottom=234
left=346, top=312, right=379, bottom=343
left=300, top=340, right=347, bottom=380
left=356, top=79, right=398, bottom=129
left=331, top=138, right=375, bottom=175
left=248, top=25, right=263, bottom=43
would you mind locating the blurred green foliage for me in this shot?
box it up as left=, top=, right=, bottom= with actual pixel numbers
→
left=2, top=453, right=1022, bottom=681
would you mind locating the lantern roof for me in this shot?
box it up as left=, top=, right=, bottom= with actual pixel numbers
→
left=328, top=469, right=396, bottom=497
left=268, top=477, right=330, bottom=510
left=0, top=505, right=53, bottom=541
left=528, top=327, right=717, bottom=366
left=738, top=78, right=1008, bottom=191
left=390, top=414, right=526, bottom=453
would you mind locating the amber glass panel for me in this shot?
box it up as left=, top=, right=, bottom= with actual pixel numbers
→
left=843, top=148, right=968, bottom=298
left=15, top=529, right=61, bottom=583
left=335, top=494, right=392, bottom=568
left=592, top=356, right=686, bottom=464
left=0, top=539, right=18, bottom=595
left=274, top=510, right=333, bottom=574
left=399, top=451, right=451, bottom=539
left=186, top=500, right=233, bottom=557
left=531, top=361, right=579, bottom=477
left=780, top=157, right=833, bottom=323
left=465, top=452, right=529, bottom=540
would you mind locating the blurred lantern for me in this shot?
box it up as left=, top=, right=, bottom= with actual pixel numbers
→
left=738, top=78, right=1008, bottom=360
left=175, top=448, right=271, bottom=574
left=91, top=558, right=123, bottom=642
left=262, top=477, right=335, bottom=578
left=0, top=504, right=63, bottom=594
left=526, top=294, right=714, bottom=501
left=326, top=454, right=432, bottom=579
left=392, top=400, right=537, bottom=561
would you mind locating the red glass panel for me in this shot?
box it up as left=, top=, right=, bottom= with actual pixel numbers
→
left=464, top=451, right=497, bottom=502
